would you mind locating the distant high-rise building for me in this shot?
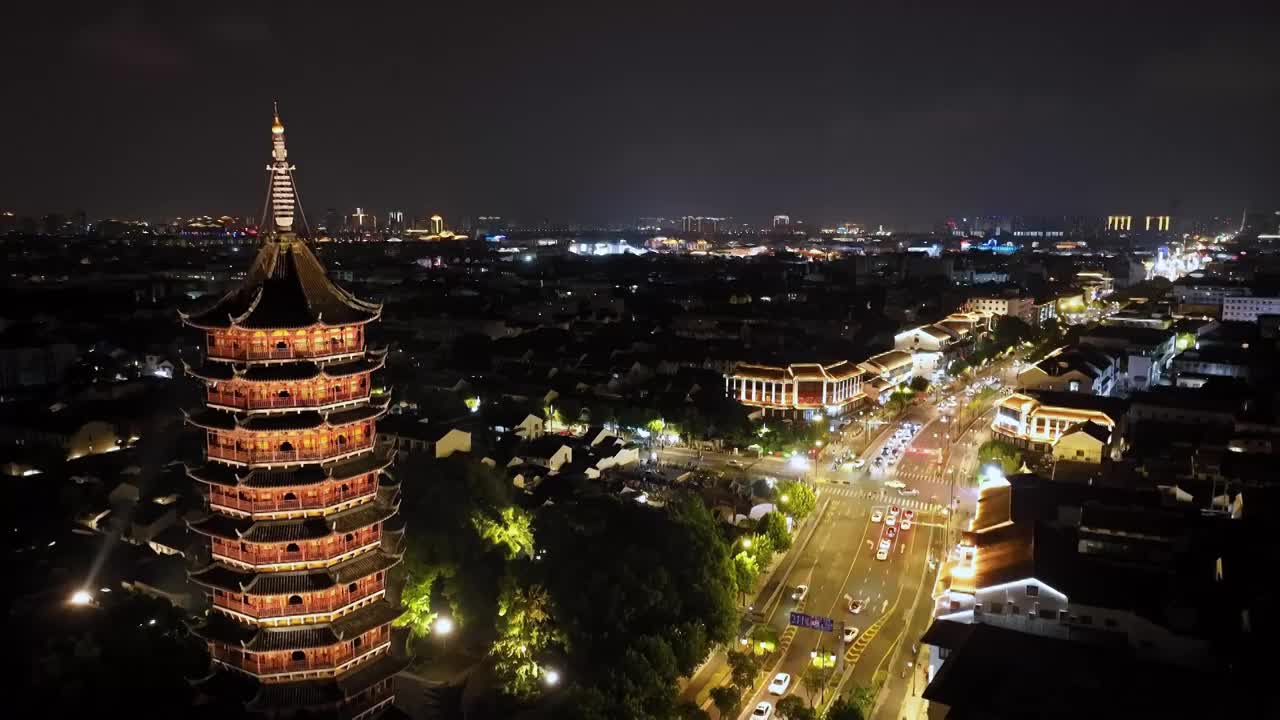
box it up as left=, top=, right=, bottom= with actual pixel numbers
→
left=1144, top=215, right=1171, bottom=232
left=430, top=214, right=444, bottom=235
left=773, top=214, right=791, bottom=228
left=1106, top=215, right=1133, bottom=232
left=323, top=207, right=342, bottom=233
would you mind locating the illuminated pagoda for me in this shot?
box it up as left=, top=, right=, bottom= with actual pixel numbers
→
left=182, top=106, right=407, bottom=719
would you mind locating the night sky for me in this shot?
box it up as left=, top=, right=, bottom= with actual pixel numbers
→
left=3, top=2, right=1278, bottom=227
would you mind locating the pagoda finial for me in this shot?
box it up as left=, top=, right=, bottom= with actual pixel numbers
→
left=268, top=103, right=296, bottom=233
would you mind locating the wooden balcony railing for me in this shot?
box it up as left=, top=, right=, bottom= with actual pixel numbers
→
left=208, top=388, right=369, bottom=411
left=206, top=438, right=374, bottom=465
left=212, top=535, right=381, bottom=566
left=210, top=485, right=376, bottom=513
left=209, top=629, right=390, bottom=676
left=215, top=583, right=383, bottom=619
left=207, top=342, right=363, bottom=362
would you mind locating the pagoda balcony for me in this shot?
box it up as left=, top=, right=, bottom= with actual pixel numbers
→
left=214, top=581, right=385, bottom=621
left=209, top=628, right=391, bottom=679
left=208, top=343, right=365, bottom=363
left=208, top=476, right=379, bottom=515
left=208, top=387, right=371, bottom=412
left=207, top=437, right=376, bottom=466
left=211, top=529, right=382, bottom=568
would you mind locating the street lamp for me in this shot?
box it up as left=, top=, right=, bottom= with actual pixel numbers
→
left=69, top=589, right=93, bottom=607
left=780, top=494, right=789, bottom=504
left=434, top=616, right=454, bottom=635
left=544, top=669, right=561, bottom=687
left=741, top=538, right=753, bottom=550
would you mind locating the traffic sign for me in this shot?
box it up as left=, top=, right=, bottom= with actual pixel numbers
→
left=788, top=612, right=834, bottom=632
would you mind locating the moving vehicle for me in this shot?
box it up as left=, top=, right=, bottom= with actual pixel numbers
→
left=871, top=510, right=884, bottom=523
left=876, top=547, right=889, bottom=561
left=853, top=457, right=866, bottom=468
left=903, top=509, right=915, bottom=521
left=727, top=459, right=745, bottom=468
left=885, top=514, right=896, bottom=527
left=889, top=506, right=902, bottom=517
left=842, top=626, right=859, bottom=643
left=885, top=526, right=898, bottom=539
left=884, top=479, right=906, bottom=489
left=879, top=538, right=892, bottom=551
left=899, top=488, right=920, bottom=497
left=768, top=673, right=791, bottom=695
left=752, top=701, right=774, bottom=719
left=849, top=598, right=864, bottom=613
left=792, top=585, right=809, bottom=602
left=900, top=517, right=912, bottom=531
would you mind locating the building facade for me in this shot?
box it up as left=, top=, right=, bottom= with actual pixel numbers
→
left=1221, top=295, right=1280, bottom=323
left=725, top=361, right=865, bottom=418
left=182, top=109, right=407, bottom=718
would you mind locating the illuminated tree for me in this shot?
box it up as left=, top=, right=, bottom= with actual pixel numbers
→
left=777, top=695, right=817, bottom=720
left=710, top=685, right=743, bottom=719
left=727, top=649, right=761, bottom=689
left=493, top=580, right=561, bottom=698
left=474, top=506, right=535, bottom=559
left=758, top=511, right=792, bottom=551
left=776, top=480, right=816, bottom=520
left=395, top=557, right=440, bottom=638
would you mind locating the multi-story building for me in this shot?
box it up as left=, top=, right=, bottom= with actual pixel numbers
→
left=1221, top=295, right=1280, bottom=323
left=725, top=361, right=865, bottom=418
left=962, top=295, right=1034, bottom=324
left=1017, top=346, right=1117, bottom=396
left=182, top=109, right=407, bottom=718
left=992, top=391, right=1127, bottom=452
left=1172, top=276, right=1250, bottom=316
left=1078, top=325, right=1176, bottom=393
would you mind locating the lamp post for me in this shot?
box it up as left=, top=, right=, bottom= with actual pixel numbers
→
left=434, top=616, right=454, bottom=651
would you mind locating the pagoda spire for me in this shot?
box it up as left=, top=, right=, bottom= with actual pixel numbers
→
left=268, top=102, right=297, bottom=233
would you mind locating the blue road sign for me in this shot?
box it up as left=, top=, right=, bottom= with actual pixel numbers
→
left=788, top=611, right=834, bottom=632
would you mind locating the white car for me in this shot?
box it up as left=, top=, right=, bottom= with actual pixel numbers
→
left=727, top=459, right=745, bottom=468
left=883, top=480, right=906, bottom=489
left=885, top=514, right=896, bottom=527
left=752, top=701, right=774, bottom=719
left=898, top=488, right=920, bottom=496
left=768, top=672, right=791, bottom=695
left=901, top=517, right=912, bottom=531
left=792, top=585, right=809, bottom=602
left=871, top=510, right=884, bottom=523
left=842, top=626, right=859, bottom=643
left=876, top=547, right=889, bottom=561
left=853, top=458, right=866, bottom=468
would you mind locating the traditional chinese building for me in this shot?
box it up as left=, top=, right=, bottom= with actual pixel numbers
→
left=182, top=107, right=407, bottom=718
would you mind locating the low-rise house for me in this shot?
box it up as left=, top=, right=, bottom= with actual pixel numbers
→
left=1018, top=345, right=1117, bottom=396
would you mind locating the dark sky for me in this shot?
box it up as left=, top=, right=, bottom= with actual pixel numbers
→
left=3, top=2, right=1278, bottom=228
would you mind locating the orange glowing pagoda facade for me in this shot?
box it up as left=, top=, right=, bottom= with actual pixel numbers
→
left=183, top=108, right=407, bottom=719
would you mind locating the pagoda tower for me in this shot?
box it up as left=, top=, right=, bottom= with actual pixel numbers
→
left=182, top=107, right=408, bottom=719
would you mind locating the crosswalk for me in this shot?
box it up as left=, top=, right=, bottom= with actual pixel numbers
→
left=818, top=486, right=944, bottom=512
left=891, top=465, right=953, bottom=486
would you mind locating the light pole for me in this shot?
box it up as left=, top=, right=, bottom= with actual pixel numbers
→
left=434, top=616, right=454, bottom=651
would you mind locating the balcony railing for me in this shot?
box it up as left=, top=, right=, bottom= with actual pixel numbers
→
left=207, top=439, right=374, bottom=465
left=213, top=535, right=381, bottom=566
left=210, top=485, right=376, bottom=513
left=215, top=583, right=383, bottom=619
left=207, top=342, right=363, bottom=362
left=208, top=388, right=369, bottom=411
left=209, top=630, right=390, bottom=676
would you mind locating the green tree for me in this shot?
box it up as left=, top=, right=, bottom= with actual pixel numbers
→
left=908, top=375, right=931, bottom=393
left=777, top=480, right=816, bottom=520
left=673, top=700, right=711, bottom=720
left=976, top=439, right=1022, bottom=478
left=733, top=551, right=760, bottom=604
left=535, top=491, right=737, bottom=712
left=492, top=580, right=561, bottom=698
left=827, top=695, right=867, bottom=720
left=395, top=556, right=440, bottom=638
left=777, top=695, right=817, bottom=720
left=727, top=649, right=762, bottom=689
left=474, top=506, right=535, bottom=559
left=710, top=685, right=743, bottom=719
left=802, top=665, right=834, bottom=706
left=758, top=511, right=792, bottom=551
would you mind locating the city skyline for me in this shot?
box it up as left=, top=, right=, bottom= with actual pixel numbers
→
left=3, top=4, right=1277, bottom=228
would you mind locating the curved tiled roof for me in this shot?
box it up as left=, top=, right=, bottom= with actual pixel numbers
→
left=187, top=451, right=394, bottom=487
left=185, top=400, right=388, bottom=432
left=188, top=497, right=399, bottom=542
left=180, top=238, right=381, bottom=330
left=186, top=352, right=386, bottom=383
left=191, top=550, right=402, bottom=594
left=195, top=600, right=400, bottom=651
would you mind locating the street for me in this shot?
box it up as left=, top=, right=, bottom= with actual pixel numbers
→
left=675, top=355, right=1020, bottom=719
